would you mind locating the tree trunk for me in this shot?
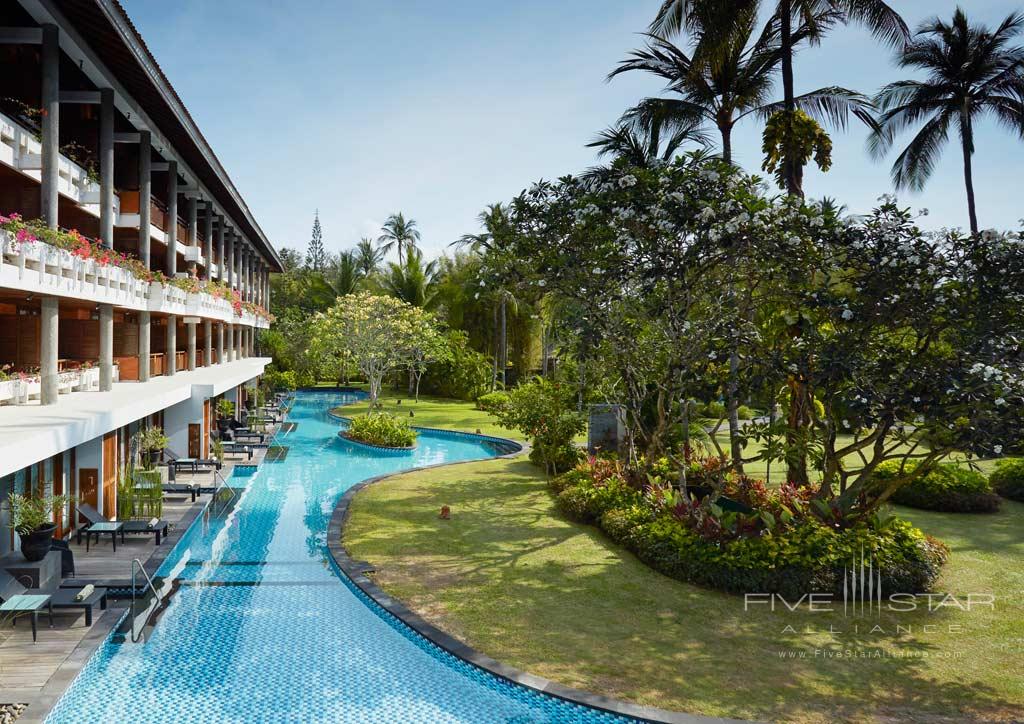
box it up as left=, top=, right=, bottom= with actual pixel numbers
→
left=491, top=303, right=499, bottom=392
left=727, top=346, right=744, bottom=473
left=778, top=0, right=802, bottom=198
left=407, top=368, right=415, bottom=396
left=786, top=375, right=811, bottom=486
left=500, top=296, right=507, bottom=388
left=720, top=123, right=733, bottom=165
left=961, top=115, right=979, bottom=236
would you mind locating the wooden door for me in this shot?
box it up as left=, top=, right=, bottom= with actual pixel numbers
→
left=203, top=400, right=211, bottom=458
left=79, top=468, right=99, bottom=527
left=102, top=432, right=117, bottom=519
left=188, top=424, right=201, bottom=459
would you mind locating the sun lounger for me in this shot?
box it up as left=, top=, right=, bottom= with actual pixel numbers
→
left=76, top=503, right=167, bottom=549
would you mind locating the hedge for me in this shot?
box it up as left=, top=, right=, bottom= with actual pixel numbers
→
left=990, top=458, right=1024, bottom=502
left=875, top=461, right=1001, bottom=513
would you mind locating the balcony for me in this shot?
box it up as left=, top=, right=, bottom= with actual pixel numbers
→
left=0, top=228, right=268, bottom=327
left=0, top=110, right=118, bottom=219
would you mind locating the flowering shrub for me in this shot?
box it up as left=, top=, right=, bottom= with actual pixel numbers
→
left=551, top=457, right=948, bottom=597
left=345, top=413, right=417, bottom=448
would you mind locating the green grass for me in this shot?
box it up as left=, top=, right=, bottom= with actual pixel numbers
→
left=711, top=431, right=1001, bottom=485
left=345, top=456, right=1024, bottom=723
left=330, top=389, right=521, bottom=441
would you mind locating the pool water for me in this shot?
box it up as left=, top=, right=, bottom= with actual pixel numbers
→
left=46, top=391, right=629, bottom=723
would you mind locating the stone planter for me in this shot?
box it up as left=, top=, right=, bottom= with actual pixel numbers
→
left=0, top=379, right=14, bottom=404
left=20, top=523, right=57, bottom=562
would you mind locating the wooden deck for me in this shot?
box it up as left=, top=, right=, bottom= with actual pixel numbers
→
left=0, top=425, right=278, bottom=718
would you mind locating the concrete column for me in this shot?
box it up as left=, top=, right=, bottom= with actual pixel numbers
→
left=166, top=161, right=178, bottom=276
left=226, top=322, right=234, bottom=361
left=166, top=315, right=177, bottom=376
left=217, top=322, right=224, bottom=364
left=139, top=311, right=151, bottom=382
left=216, top=221, right=226, bottom=282
left=203, top=203, right=214, bottom=279
left=40, top=24, right=59, bottom=228
left=99, top=304, right=114, bottom=391
left=187, top=321, right=196, bottom=371
left=204, top=319, right=212, bottom=367
left=227, top=234, right=235, bottom=289
left=187, top=196, right=198, bottom=276
left=40, top=297, right=59, bottom=405
left=138, top=131, right=151, bottom=266
left=236, top=240, right=244, bottom=296
left=100, top=88, right=115, bottom=247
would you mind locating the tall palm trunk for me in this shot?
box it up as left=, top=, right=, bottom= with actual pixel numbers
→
left=960, top=111, right=979, bottom=236
left=500, top=295, right=507, bottom=388
left=778, top=0, right=803, bottom=198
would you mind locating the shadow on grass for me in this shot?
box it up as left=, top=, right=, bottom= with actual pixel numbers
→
left=346, top=459, right=1023, bottom=723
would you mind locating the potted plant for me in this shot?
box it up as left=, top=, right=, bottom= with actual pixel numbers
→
left=216, top=399, right=235, bottom=432
left=5, top=493, right=70, bottom=561
left=137, top=426, right=169, bottom=469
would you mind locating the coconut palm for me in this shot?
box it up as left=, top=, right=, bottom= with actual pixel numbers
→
left=584, top=116, right=707, bottom=176
left=327, top=250, right=362, bottom=296
left=377, top=213, right=421, bottom=265
left=871, top=9, right=1024, bottom=235
left=381, top=249, right=439, bottom=309
left=651, top=0, right=908, bottom=195
left=355, top=237, right=385, bottom=277
left=452, top=204, right=518, bottom=389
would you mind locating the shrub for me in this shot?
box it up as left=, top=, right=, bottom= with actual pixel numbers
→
left=874, top=460, right=1001, bottom=513
left=737, top=405, right=755, bottom=420
left=990, top=458, right=1024, bottom=502
left=263, top=368, right=297, bottom=392
left=494, top=377, right=585, bottom=475
left=420, top=331, right=492, bottom=401
left=476, top=392, right=511, bottom=414
left=555, top=476, right=642, bottom=524
left=345, top=413, right=417, bottom=448
left=700, top=401, right=726, bottom=419
left=551, top=458, right=948, bottom=597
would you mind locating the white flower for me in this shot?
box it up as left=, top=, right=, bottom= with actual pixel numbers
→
left=995, top=397, right=1006, bottom=407
left=537, top=279, right=546, bottom=287
left=618, top=175, right=637, bottom=188
left=841, top=309, right=854, bottom=321
left=842, top=419, right=850, bottom=429
left=994, top=445, right=1003, bottom=455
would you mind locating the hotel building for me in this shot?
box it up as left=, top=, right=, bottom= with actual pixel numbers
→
left=0, top=0, right=280, bottom=554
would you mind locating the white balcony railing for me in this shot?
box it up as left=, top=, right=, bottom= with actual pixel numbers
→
left=0, top=229, right=266, bottom=328
left=0, top=110, right=117, bottom=218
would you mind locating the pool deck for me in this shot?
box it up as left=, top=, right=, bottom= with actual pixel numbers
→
left=0, top=444, right=274, bottom=722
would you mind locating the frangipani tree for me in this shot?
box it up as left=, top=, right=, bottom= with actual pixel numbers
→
left=310, top=292, right=445, bottom=407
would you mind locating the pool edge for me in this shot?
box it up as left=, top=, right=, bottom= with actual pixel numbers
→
left=326, top=440, right=740, bottom=724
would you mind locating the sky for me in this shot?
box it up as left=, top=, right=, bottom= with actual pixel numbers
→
left=124, top=0, right=1024, bottom=262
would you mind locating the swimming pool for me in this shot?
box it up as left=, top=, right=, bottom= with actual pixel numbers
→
left=45, top=390, right=631, bottom=723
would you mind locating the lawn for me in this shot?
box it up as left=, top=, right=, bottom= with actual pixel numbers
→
left=330, top=389, right=522, bottom=441
left=344, top=455, right=1024, bottom=723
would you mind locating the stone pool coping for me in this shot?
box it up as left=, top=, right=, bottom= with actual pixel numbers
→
left=326, top=438, right=739, bottom=724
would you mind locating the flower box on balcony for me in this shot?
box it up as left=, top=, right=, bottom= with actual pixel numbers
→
left=0, top=380, right=14, bottom=404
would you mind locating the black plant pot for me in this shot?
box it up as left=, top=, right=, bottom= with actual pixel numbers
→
left=20, top=523, right=57, bottom=562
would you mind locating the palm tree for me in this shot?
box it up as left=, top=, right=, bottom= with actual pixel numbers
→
left=452, top=204, right=517, bottom=390
left=355, top=237, right=385, bottom=277
left=584, top=116, right=706, bottom=175
left=381, top=249, right=439, bottom=309
left=651, top=0, right=908, bottom=195
left=871, top=9, right=1024, bottom=236
left=328, top=250, right=362, bottom=296
left=377, top=213, right=421, bottom=266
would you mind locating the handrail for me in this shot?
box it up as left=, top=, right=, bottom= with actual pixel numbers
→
left=130, top=558, right=159, bottom=643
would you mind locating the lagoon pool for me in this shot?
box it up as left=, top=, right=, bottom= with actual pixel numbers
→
left=45, top=390, right=629, bottom=723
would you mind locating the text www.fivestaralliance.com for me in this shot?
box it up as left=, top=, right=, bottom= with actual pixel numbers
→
left=777, top=649, right=965, bottom=660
